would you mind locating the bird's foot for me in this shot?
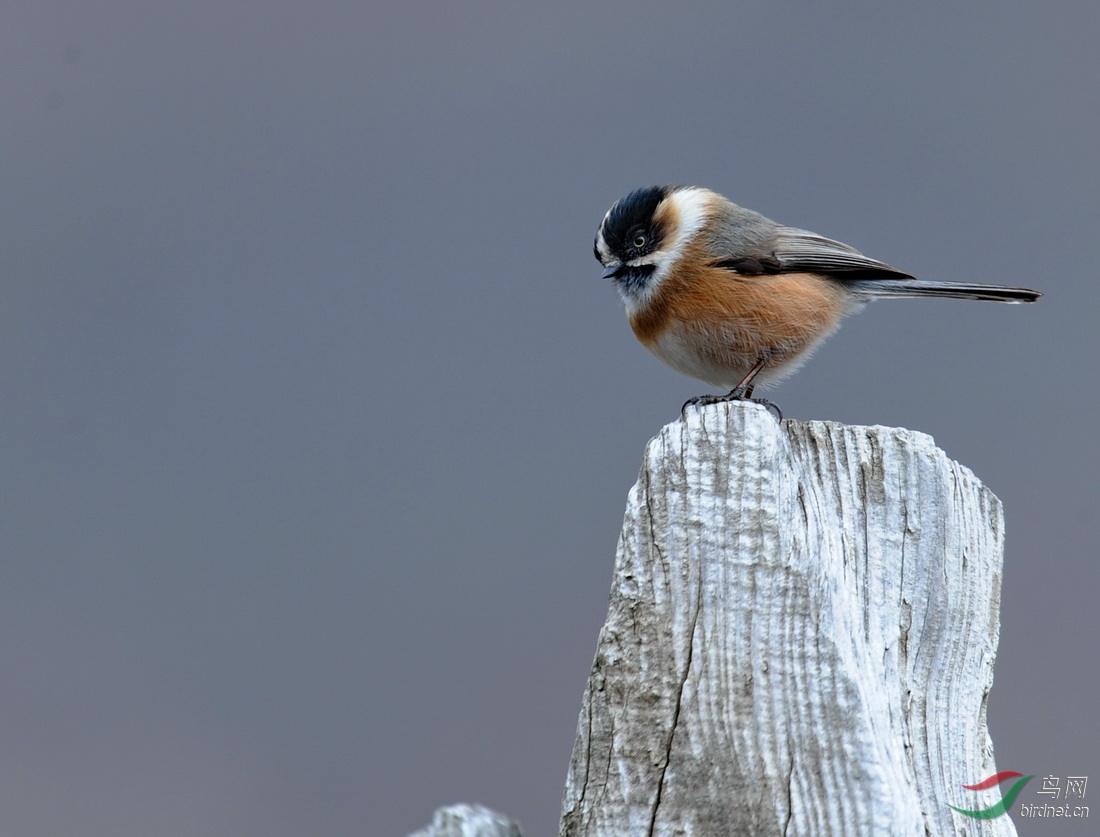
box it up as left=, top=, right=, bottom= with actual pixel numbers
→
left=681, top=388, right=782, bottom=421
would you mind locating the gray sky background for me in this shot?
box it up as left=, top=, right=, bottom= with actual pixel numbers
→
left=3, top=3, right=1097, bottom=835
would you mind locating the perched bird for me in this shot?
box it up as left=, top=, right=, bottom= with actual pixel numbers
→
left=594, top=185, right=1040, bottom=413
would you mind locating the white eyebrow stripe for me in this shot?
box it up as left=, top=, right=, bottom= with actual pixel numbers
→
left=595, top=228, right=610, bottom=260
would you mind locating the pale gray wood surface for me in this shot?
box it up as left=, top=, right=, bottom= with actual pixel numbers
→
left=560, top=402, right=1015, bottom=836
left=409, top=803, right=523, bottom=837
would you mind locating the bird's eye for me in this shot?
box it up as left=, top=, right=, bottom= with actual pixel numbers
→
left=632, top=233, right=647, bottom=249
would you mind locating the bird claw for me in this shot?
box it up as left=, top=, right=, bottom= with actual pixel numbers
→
left=756, top=398, right=783, bottom=421
left=681, top=389, right=783, bottom=421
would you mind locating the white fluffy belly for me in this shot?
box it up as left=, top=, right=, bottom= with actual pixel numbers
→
left=646, top=318, right=848, bottom=391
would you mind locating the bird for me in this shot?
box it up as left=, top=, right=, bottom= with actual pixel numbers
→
left=594, top=185, right=1040, bottom=415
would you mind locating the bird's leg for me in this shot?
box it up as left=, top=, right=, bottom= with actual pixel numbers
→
left=681, top=356, right=783, bottom=420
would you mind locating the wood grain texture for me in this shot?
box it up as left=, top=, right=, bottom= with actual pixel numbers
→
left=560, top=402, right=1014, bottom=836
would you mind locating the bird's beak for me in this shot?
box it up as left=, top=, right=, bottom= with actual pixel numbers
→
left=602, top=263, right=624, bottom=280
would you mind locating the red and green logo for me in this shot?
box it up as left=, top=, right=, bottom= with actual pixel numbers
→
left=949, top=772, right=1034, bottom=819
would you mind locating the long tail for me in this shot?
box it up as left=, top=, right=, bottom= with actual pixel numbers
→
left=845, top=279, right=1041, bottom=304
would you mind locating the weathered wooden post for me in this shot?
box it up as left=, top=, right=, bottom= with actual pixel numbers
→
left=560, top=402, right=1015, bottom=836
left=411, top=402, right=1017, bottom=836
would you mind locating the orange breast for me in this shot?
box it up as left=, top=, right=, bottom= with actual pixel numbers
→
left=628, top=256, right=853, bottom=386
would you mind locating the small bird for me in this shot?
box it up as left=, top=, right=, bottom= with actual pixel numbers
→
left=594, top=185, right=1040, bottom=413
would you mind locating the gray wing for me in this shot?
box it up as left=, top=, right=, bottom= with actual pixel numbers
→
left=710, top=223, right=1039, bottom=302
left=767, top=227, right=1038, bottom=302
left=705, top=205, right=909, bottom=279
left=769, top=226, right=914, bottom=280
